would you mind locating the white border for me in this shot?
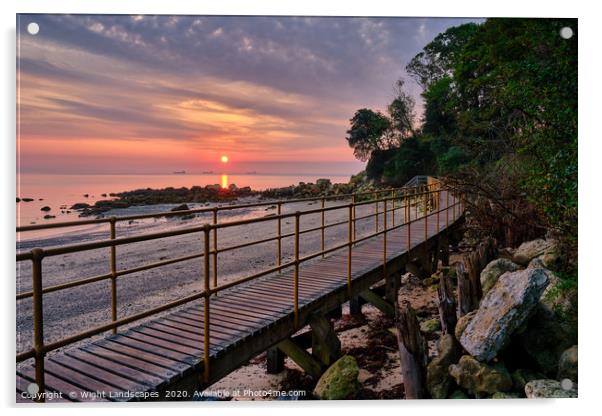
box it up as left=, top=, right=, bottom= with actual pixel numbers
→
left=1, top=1, right=598, bottom=415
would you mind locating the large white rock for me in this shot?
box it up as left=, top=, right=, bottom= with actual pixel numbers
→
left=513, top=239, right=554, bottom=266
left=525, top=379, right=577, bottom=398
left=459, top=268, right=549, bottom=361
left=480, top=258, right=521, bottom=295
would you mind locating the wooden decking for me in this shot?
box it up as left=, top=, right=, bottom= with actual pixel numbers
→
left=17, top=196, right=463, bottom=402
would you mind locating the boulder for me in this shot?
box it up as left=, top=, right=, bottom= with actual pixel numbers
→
left=313, top=355, right=360, bottom=400
left=557, top=345, right=578, bottom=382
left=426, top=334, right=461, bottom=399
left=480, top=259, right=521, bottom=295
left=448, top=355, right=513, bottom=396
left=459, top=268, right=549, bottom=361
left=542, top=244, right=561, bottom=270
left=420, top=319, right=441, bottom=334
left=515, top=305, right=573, bottom=376
left=524, top=379, right=577, bottom=398
left=40, top=206, right=51, bottom=211
left=22, top=197, right=34, bottom=202
left=497, top=247, right=516, bottom=260
left=171, top=204, right=190, bottom=212
left=454, top=311, right=477, bottom=340
left=513, top=239, right=554, bottom=266
left=70, top=202, right=91, bottom=210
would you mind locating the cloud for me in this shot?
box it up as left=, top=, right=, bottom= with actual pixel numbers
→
left=17, top=14, right=479, bottom=174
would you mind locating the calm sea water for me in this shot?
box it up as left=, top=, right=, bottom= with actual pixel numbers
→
left=16, top=173, right=352, bottom=239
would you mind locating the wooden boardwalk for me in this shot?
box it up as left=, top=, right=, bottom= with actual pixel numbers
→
left=17, top=191, right=463, bottom=402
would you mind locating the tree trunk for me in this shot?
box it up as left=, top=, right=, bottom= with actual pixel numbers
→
left=437, top=270, right=457, bottom=334
left=394, top=300, right=428, bottom=399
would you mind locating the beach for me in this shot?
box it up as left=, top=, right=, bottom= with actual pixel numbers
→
left=16, top=196, right=393, bottom=355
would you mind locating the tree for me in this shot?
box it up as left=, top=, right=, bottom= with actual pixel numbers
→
left=345, top=109, right=392, bottom=161
left=405, top=23, right=479, bottom=89
left=388, top=79, right=416, bottom=140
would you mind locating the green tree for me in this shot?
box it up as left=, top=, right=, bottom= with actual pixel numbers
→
left=388, top=79, right=416, bottom=139
left=345, top=109, right=392, bottom=161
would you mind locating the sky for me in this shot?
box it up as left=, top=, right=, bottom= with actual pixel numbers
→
left=17, top=14, right=478, bottom=175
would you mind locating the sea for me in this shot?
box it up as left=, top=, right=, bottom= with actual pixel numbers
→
left=16, top=173, right=352, bottom=242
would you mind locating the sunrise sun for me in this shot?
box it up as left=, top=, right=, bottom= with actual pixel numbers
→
left=220, top=155, right=229, bottom=163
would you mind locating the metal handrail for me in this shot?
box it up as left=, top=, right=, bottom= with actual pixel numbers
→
left=16, top=176, right=464, bottom=400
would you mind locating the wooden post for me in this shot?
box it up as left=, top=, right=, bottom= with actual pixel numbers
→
left=277, top=339, right=322, bottom=378
left=266, top=346, right=285, bottom=374
left=437, top=270, right=457, bottom=335
left=349, top=295, right=365, bottom=316
left=395, top=300, right=428, bottom=399
left=321, top=197, right=325, bottom=258
left=277, top=202, right=282, bottom=270
left=465, top=252, right=483, bottom=308
left=456, top=262, right=472, bottom=317
left=109, top=217, right=117, bottom=334
left=294, top=212, right=300, bottom=327
left=212, top=208, right=218, bottom=288
left=310, top=315, right=341, bottom=367
left=374, top=192, right=379, bottom=233
left=202, top=225, right=211, bottom=383
left=31, top=248, right=45, bottom=401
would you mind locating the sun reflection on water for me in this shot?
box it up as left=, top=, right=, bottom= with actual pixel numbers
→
left=221, top=174, right=228, bottom=189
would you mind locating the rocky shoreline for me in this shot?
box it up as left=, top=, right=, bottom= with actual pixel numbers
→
left=276, top=237, right=577, bottom=400
left=46, top=176, right=372, bottom=218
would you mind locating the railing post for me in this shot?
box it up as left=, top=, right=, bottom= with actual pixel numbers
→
left=374, top=192, right=378, bottom=233
left=31, top=248, right=45, bottom=401
left=437, top=189, right=440, bottom=232
left=347, top=204, right=353, bottom=296
left=453, top=191, right=456, bottom=221
left=446, top=189, right=450, bottom=229
left=414, top=188, right=418, bottom=220
left=352, top=194, right=356, bottom=241
left=424, top=191, right=428, bottom=243
left=212, top=208, right=218, bottom=289
left=383, top=199, right=387, bottom=278
left=391, top=190, right=395, bottom=226
left=109, top=217, right=117, bottom=334
left=294, top=212, right=300, bottom=328
left=407, top=211, right=412, bottom=258
left=202, top=225, right=211, bottom=383
left=321, top=197, right=325, bottom=258
left=277, top=202, right=282, bottom=270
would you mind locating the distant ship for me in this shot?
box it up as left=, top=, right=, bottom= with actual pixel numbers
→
left=245, top=171, right=257, bottom=174
left=173, top=170, right=186, bottom=174
left=202, top=171, right=214, bottom=174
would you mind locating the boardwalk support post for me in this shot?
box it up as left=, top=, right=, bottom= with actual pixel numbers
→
left=277, top=339, right=322, bottom=378
left=310, top=314, right=341, bottom=367
left=266, top=346, right=285, bottom=374
left=349, top=295, right=365, bottom=316
left=359, top=289, right=394, bottom=317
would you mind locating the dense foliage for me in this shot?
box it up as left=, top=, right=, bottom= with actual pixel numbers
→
left=345, top=18, right=577, bottom=254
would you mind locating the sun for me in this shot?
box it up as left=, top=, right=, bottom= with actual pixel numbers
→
left=220, top=155, right=229, bottom=163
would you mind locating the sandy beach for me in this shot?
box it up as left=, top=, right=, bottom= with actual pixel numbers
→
left=17, top=197, right=408, bottom=355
